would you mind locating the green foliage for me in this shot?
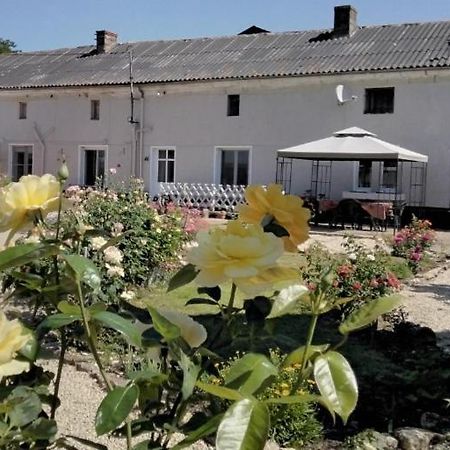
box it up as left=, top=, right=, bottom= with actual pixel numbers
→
left=0, top=370, right=57, bottom=448
left=216, top=399, right=270, bottom=450
left=77, top=179, right=188, bottom=286
left=313, top=351, right=358, bottom=424
left=0, top=172, right=415, bottom=450
left=95, top=384, right=139, bottom=435
left=0, top=38, right=17, bottom=54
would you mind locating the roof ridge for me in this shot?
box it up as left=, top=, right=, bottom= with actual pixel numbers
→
left=10, top=19, right=450, bottom=55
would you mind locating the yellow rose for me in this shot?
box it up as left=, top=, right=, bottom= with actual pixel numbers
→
left=0, top=312, right=31, bottom=380
left=0, top=174, right=61, bottom=235
left=238, top=184, right=310, bottom=252
left=187, top=220, right=297, bottom=294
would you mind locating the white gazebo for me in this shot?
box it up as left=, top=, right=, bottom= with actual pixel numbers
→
left=276, top=127, right=428, bottom=206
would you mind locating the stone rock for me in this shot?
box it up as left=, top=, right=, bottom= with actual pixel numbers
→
left=395, top=427, right=440, bottom=450
left=431, top=443, right=450, bottom=450
left=349, top=430, right=398, bottom=449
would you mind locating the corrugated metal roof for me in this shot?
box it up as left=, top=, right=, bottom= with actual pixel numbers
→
left=1, top=21, right=450, bottom=89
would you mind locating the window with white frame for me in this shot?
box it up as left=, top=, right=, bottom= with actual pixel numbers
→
left=381, top=160, right=398, bottom=191
left=219, top=149, right=249, bottom=185
left=10, top=145, right=33, bottom=181
left=81, top=147, right=106, bottom=185
left=157, top=148, right=175, bottom=183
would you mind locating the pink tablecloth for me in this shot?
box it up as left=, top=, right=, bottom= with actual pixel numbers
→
left=361, top=202, right=392, bottom=220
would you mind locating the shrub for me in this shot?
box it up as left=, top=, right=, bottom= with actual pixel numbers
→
left=64, top=178, right=198, bottom=302
left=303, top=237, right=401, bottom=308
left=334, top=237, right=401, bottom=301
left=392, top=216, right=436, bottom=272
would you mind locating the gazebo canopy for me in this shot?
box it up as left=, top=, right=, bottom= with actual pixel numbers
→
left=277, top=127, right=428, bottom=163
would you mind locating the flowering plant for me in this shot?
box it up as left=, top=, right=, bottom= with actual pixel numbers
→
left=335, top=237, right=401, bottom=301
left=0, top=174, right=402, bottom=450
left=392, top=216, right=435, bottom=272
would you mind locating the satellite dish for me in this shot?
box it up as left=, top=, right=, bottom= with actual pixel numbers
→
left=336, top=84, right=358, bottom=105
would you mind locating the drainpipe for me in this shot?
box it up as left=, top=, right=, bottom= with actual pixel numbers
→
left=130, top=123, right=136, bottom=177
left=33, top=123, right=46, bottom=175
left=138, top=87, right=145, bottom=179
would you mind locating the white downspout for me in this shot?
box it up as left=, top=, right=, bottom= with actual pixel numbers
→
left=138, top=87, right=145, bottom=179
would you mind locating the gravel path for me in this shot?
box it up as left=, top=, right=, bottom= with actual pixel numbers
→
left=40, top=358, right=127, bottom=450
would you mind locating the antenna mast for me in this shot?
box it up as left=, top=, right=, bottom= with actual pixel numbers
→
left=129, top=50, right=139, bottom=124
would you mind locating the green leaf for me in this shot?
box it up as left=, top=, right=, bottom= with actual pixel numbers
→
left=172, top=414, right=224, bottom=449
left=8, top=386, right=42, bottom=427
left=196, top=381, right=244, bottom=401
left=18, top=328, right=38, bottom=362
left=197, top=286, right=221, bottom=301
left=339, top=295, right=403, bottom=335
left=180, top=352, right=201, bottom=400
left=63, top=254, right=101, bottom=290
left=282, top=344, right=330, bottom=368
left=92, top=311, right=142, bottom=347
left=127, top=368, right=168, bottom=385
left=147, top=307, right=180, bottom=341
left=185, top=298, right=220, bottom=307
left=313, top=351, right=358, bottom=424
left=224, top=353, right=278, bottom=396
left=216, top=399, right=269, bottom=450
left=22, top=418, right=57, bottom=441
left=95, top=384, right=139, bottom=436
left=58, top=300, right=82, bottom=315
left=167, top=263, right=198, bottom=292
left=38, top=313, right=81, bottom=332
left=269, top=284, right=309, bottom=318
left=0, top=243, right=59, bottom=271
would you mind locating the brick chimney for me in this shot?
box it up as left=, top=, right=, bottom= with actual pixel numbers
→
left=96, top=30, right=118, bottom=53
left=333, top=5, right=357, bottom=37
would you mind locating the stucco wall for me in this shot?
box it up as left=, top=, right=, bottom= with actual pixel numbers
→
left=0, top=70, right=449, bottom=208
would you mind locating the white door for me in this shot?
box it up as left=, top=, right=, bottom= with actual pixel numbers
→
left=150, top=147, right=175, bottom=195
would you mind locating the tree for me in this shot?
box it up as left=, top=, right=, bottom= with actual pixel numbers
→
left=0, top=38, right=17, bottom=54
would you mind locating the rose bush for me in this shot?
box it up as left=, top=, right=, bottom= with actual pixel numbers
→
left=0, top=171, right=403, bottom=450
left=392, top=215, right=436, bottom=272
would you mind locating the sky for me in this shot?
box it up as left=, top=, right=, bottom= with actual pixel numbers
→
left=1, top=0, right=450, bottom=52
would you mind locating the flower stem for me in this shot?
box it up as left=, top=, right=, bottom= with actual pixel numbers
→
left=50, top=331, right=67, bottom=419
left=300, top=313, right=319, bottom=376
left=226, top=283, right=237, bottom=321
left=4, top=229, right=16, bottom=247
left=75, top=281, right=113, bottom=392
left=75, top=281, right=133, bottom=449
left=55, top=182, right=64, bottom=241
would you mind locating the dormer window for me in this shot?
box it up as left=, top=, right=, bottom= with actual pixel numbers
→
left=19, top=102, right=27, bottom=119
left=91, top=100, right=100, bottom=120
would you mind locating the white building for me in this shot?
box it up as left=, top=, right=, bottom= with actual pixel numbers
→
left=1, top=6, right=450, bottom=218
